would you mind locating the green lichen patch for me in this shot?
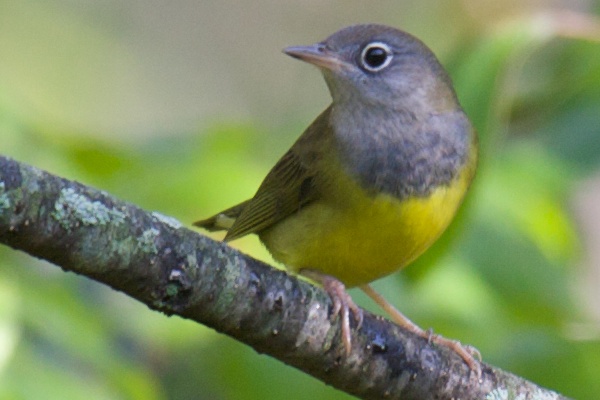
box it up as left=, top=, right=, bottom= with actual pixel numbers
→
left=485, top=387, right=560, bottom=400
left=151, top=212, right=182, bottom=229
left=0, top=182, right=10, bottom=214
left=51, top=188, right=126, bottom=230
left=138, top=228, right=160, bottom=253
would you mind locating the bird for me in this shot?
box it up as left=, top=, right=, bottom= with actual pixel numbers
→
left=195, top=23, right=479, bottom=371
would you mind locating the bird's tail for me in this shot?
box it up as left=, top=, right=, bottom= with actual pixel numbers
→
left=193, top=200, right=250, bottom=232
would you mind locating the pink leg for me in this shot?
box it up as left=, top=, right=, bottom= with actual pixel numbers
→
left=301, top=269, right=363, bottom=354
left=360, top=284, right=481, bottom=376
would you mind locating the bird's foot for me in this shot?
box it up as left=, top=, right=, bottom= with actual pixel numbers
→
left=426, top=332, right=482, bottom=376
left=301, top=269, right=363, bottom=355
left=361, top=284, right=481, bottom=378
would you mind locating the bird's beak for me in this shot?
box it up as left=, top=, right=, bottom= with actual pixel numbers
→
left=284, top=44, right=346, bottom=72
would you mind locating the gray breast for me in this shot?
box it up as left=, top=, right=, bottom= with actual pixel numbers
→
left=335, top=108, right=471, bottom=200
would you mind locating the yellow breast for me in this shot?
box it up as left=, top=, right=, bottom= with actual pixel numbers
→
left=259, top=152, right=476, bottom=288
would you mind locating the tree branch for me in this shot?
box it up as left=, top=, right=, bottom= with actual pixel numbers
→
left=0, top=155, right=569, bottom=400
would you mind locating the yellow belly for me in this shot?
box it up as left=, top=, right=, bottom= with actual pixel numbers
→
left=259, top=164, right=473, bottom=287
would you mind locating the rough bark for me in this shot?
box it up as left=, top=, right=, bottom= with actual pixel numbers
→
left=0, top=155, right=570, bottom=400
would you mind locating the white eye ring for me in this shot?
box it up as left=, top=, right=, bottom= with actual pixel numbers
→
left=360, top=42, right=393, bottom=72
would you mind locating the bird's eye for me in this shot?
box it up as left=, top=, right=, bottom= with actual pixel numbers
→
left=360, top=42, right=393, bottom=72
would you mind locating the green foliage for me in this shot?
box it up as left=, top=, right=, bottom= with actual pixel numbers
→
left=1, top=5, right=600, bottom=400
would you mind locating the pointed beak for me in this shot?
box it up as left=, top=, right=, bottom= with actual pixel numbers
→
left=283, top=44, right=346, bottom=72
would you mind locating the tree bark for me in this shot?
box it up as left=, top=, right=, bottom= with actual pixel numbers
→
left=0, top=155, right=570, bottom=400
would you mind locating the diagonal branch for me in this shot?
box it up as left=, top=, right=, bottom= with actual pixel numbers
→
left=0, top=155, right=570, bottom=400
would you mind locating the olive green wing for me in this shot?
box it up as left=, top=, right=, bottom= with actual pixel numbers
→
left=193, top=150, right=317, bottom=241
left=194, top=107, right=330, bottom=242
left=225, top=146, right=319, bottom=241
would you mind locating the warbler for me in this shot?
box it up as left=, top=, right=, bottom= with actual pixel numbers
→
left=195, top=24, right=479, bottom=370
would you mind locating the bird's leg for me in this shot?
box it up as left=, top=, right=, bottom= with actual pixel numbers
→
left=300, top=269, right=363, bottom=355
left=360, top=284, right=481, bottom=376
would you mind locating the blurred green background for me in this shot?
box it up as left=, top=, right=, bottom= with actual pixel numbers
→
left=1, top=1, right=600, bottom=399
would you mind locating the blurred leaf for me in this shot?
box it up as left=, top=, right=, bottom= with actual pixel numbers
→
left=450, top=21, right=544, bottom=145
left=477, top=143, right=579, bottom=263
left=0, top=272, right=20, bottom=376
left=9, top=256, right=163, bottom=400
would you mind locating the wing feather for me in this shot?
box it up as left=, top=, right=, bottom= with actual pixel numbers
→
left=194, top=107, right=332, bottom=242
left=224, top=149, right=318, bottom=241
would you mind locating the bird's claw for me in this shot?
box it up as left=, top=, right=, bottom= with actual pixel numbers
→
left=321, top=275, right=363, bottom=355
left=300, top=271, right=363, bottom=355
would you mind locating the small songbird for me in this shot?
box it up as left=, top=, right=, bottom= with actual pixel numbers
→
left=195, top=24, right=479, bottom=371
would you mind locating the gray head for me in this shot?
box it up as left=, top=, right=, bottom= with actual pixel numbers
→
left=284, top=24, right=460, bottom=115
left=285, top=25, right=473, bottom=200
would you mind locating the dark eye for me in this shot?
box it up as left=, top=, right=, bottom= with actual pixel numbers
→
left=360, top=42, right=393, bottom=72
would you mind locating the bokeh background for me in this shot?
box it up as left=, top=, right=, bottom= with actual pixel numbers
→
left=1, top=1, right=600, bottom=399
